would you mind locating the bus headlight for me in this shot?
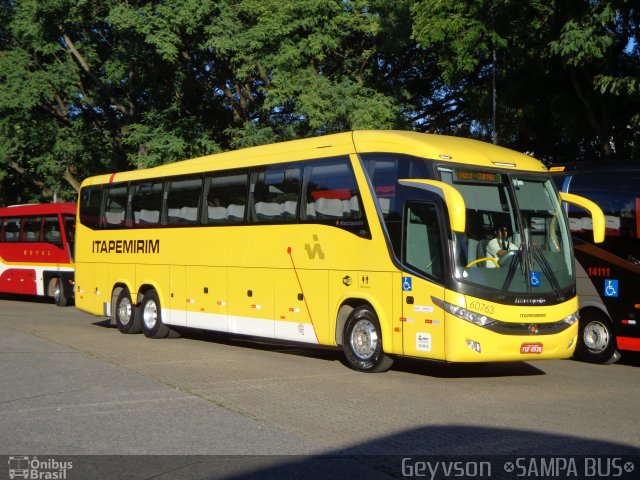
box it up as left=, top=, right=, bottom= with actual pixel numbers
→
left=561, top=312, right=579, bottom=326
left=432, top=297, right=499, bottom=327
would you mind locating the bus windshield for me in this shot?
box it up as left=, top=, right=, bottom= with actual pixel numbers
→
left=439, top=168, right=574, bottom=296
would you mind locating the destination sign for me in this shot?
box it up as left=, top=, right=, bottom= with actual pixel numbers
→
left=454, top=170, right=502, bottom=184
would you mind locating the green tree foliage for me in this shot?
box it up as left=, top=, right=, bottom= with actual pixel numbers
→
left=412, top=0, right=640, bottom=161
left=0, top=0, right=637, bottom=204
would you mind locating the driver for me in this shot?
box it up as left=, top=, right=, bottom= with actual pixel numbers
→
left=486, top=225, right=517, bottom=268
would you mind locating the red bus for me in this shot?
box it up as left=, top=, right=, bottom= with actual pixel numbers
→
left=0, top=203, right=76, bottom=306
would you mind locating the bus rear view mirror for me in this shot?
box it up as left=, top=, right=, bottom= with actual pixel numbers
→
left=559, top=192, right=605, bottom=243
left=398, top=179, right=466, bottom=233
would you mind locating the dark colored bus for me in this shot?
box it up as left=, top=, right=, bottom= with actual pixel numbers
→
left=552, top=163, right=639, bottom=363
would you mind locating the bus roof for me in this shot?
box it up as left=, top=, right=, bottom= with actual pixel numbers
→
left=81, top=130, right=547, bottom=187
left=549, top=160, right=639, bottom=175
left=0, top=202, right=76, bottom=217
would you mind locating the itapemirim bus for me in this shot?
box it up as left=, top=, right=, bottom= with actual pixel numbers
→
left=75, top=131, right=604, bottom=372
left=552, top=162, right=639, bottom=364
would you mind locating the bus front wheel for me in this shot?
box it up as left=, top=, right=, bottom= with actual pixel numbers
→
left=115, top=288, right=141, bottom=334
left=49, top=277, right=69, bottom=307
left=575, top=310, right=620, bottom=364
left=141, top=289, right=171, bottom=339
left=343, top=306, right=393, bottom=373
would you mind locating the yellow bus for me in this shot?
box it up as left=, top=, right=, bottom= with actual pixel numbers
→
left=75, top=131, right=604, bottom=372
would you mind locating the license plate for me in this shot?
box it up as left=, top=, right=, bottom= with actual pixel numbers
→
left=520, top=342, right=543, bottom=354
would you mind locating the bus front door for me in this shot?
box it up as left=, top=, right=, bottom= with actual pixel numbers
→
left=401, top=201, right=446, bottom=360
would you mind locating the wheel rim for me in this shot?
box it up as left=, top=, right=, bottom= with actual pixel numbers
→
left=350, top=319, right=378, bottom=361
left=142, top=299, right=158, bottom=331
left=53, top=281, right=60, bottom=303
left=118, top=297, right=132, bottom=326
left=583, top=320, right=610, bottom=353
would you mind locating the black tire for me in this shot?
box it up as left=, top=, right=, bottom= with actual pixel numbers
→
left=140, top=289, right=171, bottom=339
left=115, top=288, right=141, bottom=334
left=50, top=277, right=69, bottom=307
left=575, top=309, right=620, bottom=364
left=343, top=306, right=393, bottom=373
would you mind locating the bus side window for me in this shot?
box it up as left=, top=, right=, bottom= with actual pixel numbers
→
left=104, top=183, right=129, bottom=228
left=251, top=165, right=300, bottom=223
left=303, top=157, right=363, bottom=222
left=79, top=186, right=103, bottom=230
left=404, top=202, right=444, bottom=281
left=22, top=216, right=42, bottom=242
left=4, top=218, right=21, bottom=242
left=43, top=216, right=63, bottom=246
left=131, top=180, right=163, bottom=227
left=204, top=170, right=248, bottom=225
left=166, top=176, right=202, bottom=226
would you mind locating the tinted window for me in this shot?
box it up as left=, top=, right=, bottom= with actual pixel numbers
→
left=568, top=173, right=638, bottom=240
left=362, top=153, right=433, bottom=254
left=302, top=157, right=369, bottom=237
left=565, top=172, right=639, bottom=263
left=21, top=217, right=42, bottom=242
left=43, top=216, right=63, bottom=246
left=131, top=180, right=163, bottom=227
left=79, top=186, right=103, bottom=229
left=63, top=214, right=75, bottom=259
left=204, top=170, right=248, bottom=224
left=251, top=164, right=300, bottom=223
left=166, top=176, right=202, bottom=225
left=404, top=202, right=444, bottom=281
left=104, top=183, right=129, bottom=228
left=3, top=218, right=21, bottom=242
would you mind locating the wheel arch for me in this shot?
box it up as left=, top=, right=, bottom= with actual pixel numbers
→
left=136, top=282, right=166, bottom=306
left=578, top=299, right=611, bottom=322
left=333, top=294, right=393, bottom=352
left=110, top=281, right=132, bottom=325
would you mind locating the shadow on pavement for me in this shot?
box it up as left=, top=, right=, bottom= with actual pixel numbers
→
left=61, top=425, right=640, bottom=479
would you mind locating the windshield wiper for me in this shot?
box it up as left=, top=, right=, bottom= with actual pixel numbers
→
left=530, top=244, right=563, bottom=300
left=500, top=248, right=523, bottom=294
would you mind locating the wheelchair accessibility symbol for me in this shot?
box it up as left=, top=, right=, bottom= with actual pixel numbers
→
left=530, top=271, right=541, bottom=287
left=604, top=279, right=618, bottom=298
left=402, top=277, right=412, bottom=292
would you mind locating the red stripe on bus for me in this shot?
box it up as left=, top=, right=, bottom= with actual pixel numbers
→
left=617, top=336, right=640, bottom=352
left=109, top=173, right=117, bottom=183
left=636, top=197, right=640, bottom=239
left=286, top=246, right=319, bottom=343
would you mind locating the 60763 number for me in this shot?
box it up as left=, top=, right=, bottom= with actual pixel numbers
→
left=468, top=301, right=494, bottom=315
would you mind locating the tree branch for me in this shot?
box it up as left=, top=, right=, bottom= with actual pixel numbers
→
left=63, top=166, right=81, bottom=192
left=60, top=29, right=133, bottom=118
left=7, top=159, right=54, bottom=198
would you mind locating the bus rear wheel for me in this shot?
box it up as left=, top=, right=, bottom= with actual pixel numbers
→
left=115, top=288, right=141, bottom=334
left=343, top=306, right=393, bottom=373
left=141, top=289, right=171, bottom=339
left=575, top=310, right=620, bottom=364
